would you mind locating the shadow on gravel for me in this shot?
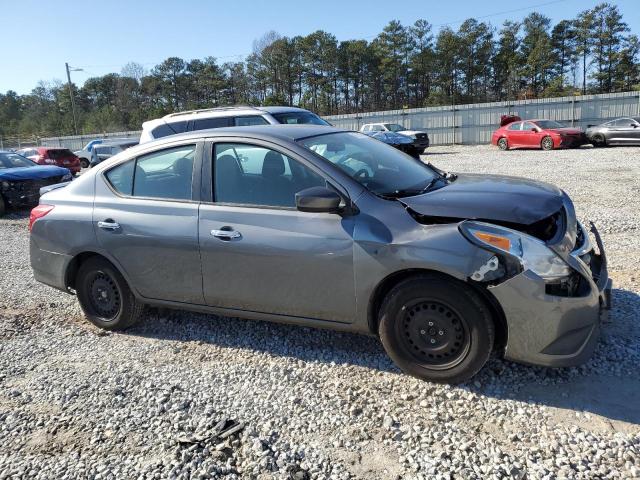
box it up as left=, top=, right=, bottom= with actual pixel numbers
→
left=2, top=209, right=30, bottom=220
left=128, top=308, right=397, bottom=373
left=126, top=288, right=640, bottom=425
left=484, top=287, right=640, bottom=426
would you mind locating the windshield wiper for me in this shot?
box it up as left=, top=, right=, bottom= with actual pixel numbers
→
left=379, top=177, right=444, bottom=199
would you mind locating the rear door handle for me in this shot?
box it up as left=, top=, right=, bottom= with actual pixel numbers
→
left=98, top=220, right=120, bottom=231
left=211, top=228, right=241, bottom=240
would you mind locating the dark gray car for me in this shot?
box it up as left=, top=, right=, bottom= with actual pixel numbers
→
left=30, top=125, right=611, bottom=383
left=586, top=117, right=640, bottom=146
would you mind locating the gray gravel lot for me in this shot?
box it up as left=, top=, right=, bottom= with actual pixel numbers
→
left=1, top=144, right=639, bottom=479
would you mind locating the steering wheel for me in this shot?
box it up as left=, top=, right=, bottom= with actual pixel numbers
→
left=352, top=168, right=370, bottom=180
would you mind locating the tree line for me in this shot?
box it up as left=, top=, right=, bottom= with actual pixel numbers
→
left=1, top=2, right=638, bottom=141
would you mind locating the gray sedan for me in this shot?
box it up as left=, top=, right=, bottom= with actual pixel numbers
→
left=586, top=117, right=640, bottom=146
left=30, top=125, right=611, bottom=383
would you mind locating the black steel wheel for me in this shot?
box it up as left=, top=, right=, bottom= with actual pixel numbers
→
left=541, top=136, right=554, bottom=150
left=399, top=300, right=470, bottom=370
left=379, top=274, right=494, bottom=384
left=497, top=138, right=508, bottom=150
left=87, top=271, right=121, bottom=320
left=76, top=257, right=144, bottom=330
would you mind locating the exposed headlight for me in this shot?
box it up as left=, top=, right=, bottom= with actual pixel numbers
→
left=62, top=173, right=73, bottom=181
left=1, top=181, right=11, bottom=189
left=460, top=221, right=571, bottom=280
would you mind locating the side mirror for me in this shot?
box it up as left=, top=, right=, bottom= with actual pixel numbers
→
left=295, top=186, right=342, bottom=213
left=531, top=127, right=538, bottom=132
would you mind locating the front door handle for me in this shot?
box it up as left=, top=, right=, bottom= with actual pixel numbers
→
left=211, top=228, right=241, bottom=240
left=98, top=220, right=120, bottom=231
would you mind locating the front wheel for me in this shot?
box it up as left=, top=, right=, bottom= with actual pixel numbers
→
left=591, top=134, right=606, bottom=147
left=80, top=158, right=89, bottom=169
left=541, top=136, right=554, bottom=150
left=76, top=257, right=144, bottom=330
left=0, top=195, right=6, bottom=217
left=378, top=274, right=494, bottom=384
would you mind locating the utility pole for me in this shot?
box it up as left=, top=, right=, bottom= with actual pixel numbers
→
left=65, top=62, right=82, bottom=135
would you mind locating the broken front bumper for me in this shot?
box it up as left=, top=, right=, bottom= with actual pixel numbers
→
left=488, top=224, right=611, bottom=367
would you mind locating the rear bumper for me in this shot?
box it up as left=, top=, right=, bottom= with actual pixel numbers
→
left=30, top=238, right=72, bottom=293
left=488, top=224, right=611, bottom=367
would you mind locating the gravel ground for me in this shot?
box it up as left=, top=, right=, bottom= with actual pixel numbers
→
left=1, top=144, right=639, bottom=479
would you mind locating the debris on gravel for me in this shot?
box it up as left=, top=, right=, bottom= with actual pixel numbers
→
left=1, top=145, right=639, bottom=479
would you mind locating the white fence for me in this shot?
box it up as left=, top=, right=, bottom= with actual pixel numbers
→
left=36, top=91, right=640, bottom=149
left=324, top=91, right=640, bottom=145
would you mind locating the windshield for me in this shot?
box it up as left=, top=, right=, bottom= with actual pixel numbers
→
left=534, top=120, right=566, bottom=129
left=0, top=153, right=37, bottom=169
left=384, top=123, right=405, bottom=132
left=272, top=111, right=330, bottom=126
left=298, top=131, right=440, bottom=197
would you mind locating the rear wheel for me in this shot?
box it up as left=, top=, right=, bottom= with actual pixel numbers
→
left=541, top=136, right=554, bottom=150
left=80, top=158, right=89, bottom=169
left=76, top=257, right=144, bottom=330
left=378, top=274, right=494, bottom=384
left=497, top=138, right=508, bottom=150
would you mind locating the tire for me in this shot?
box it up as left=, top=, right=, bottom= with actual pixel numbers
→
left=80, top=158, right=89, bottom=169
left=76, top=257, right=144, bottom=330
left=541, top=136, right=554, bottom=150
left=0, top=195, right=6, bottom=217
left=497, top=138, right=508, bottom=150
left=378, top=274, right=494, bottom=384
left=591, top=134, right=606, bottom=147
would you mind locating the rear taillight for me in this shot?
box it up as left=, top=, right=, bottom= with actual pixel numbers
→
left=29, top=204, right=54, bottom=232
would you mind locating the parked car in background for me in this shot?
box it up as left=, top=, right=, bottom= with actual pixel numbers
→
left=75, top=138, right=138, bottom=168
left=492, top=116, right=587, bottom=151
left=360, top=129, right=417, bottom=156
left=586, top=117, right=640, bottom=147
left=30, top=125, right=610, bottom=384
left=17, top=147, right=81, bottom=174
left=139, top=106, right=330, bottom=143
left=90, top=140, right=139, bottom=167
left=0, top=151, right=72, bottom=216
left=360, top=123, right=430, bottom=154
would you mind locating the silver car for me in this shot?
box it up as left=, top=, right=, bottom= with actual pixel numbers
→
left=586, top=117, right=640, bottom=146
left=30, top=125, right=611, bottom=383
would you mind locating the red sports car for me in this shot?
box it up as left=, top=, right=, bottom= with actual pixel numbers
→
left=491, top=115, right=587, bottom=151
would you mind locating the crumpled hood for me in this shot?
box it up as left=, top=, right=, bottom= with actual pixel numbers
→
left=400, top=173, right=565, bottom=225
left=0, top=165, right=69, bottom=181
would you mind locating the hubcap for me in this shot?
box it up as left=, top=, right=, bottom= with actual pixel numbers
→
left=400, top=301, right=470, bottom=369
left=88, top=272, right=121, bottom=319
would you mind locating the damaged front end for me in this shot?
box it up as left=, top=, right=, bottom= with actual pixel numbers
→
left=459, top=211, right=611, bottom=367
left=1, top=175, right=65, bottom=208
left=405, top=193, right=611, bottom=368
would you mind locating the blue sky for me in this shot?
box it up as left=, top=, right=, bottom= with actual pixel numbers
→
left=2, top=0, right=639, bottom=94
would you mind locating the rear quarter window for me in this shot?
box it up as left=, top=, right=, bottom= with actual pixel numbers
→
left=105, top=160, right=135, bottom=195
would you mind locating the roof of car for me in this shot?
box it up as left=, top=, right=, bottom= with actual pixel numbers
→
left=159, top=105, right=312, bottom=121
left=149, top=124, right=344, bottom=145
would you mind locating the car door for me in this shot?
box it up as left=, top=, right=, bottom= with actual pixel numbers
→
left=506, top=122, right=524, bottom=146
left=198, top=139, right=357, bottom=323
left=614, top=118, right=640, bottom=143
left=94, top=141, right=204, bottom=304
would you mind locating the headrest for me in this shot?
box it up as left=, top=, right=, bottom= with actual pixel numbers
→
left=262, top=151, right=285, bottom=178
